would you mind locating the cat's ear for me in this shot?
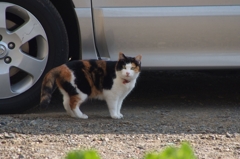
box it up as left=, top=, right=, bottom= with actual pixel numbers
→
left=119, top=52, right=126, bottom=60
left=135, top=55, right=142, bottom=64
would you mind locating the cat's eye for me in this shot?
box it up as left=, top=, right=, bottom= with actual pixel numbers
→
left=123, top=66, right=126, bottom=69
left=131, top=67, right=136, bottom=70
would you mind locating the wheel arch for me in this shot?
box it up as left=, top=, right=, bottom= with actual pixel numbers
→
left=49, top=0, right=81, bottom=60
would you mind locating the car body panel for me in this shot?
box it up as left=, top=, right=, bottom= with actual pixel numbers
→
left=72, top=0, right=91, bottom=8
left=74, top=8, right=98, bottom=60
left=73, top=0, right=240, bottom=69
left=72, top=0, right=98, bottom=60
left=92, top=0, right=240, bottom=7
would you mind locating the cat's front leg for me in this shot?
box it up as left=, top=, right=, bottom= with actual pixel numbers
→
left=105, top=98, right=122, bottom=119
left=117, top=91, right=131, bottom=118
left=117, top=99, right=124, bottom=118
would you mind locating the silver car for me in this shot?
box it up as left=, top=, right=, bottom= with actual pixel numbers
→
left=0, top=0, right=240, bottom=113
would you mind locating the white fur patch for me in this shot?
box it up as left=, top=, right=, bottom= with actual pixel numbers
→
left=103, top=64, right=139, bottom=119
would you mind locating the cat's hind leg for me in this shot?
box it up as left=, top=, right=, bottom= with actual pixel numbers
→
left=59, top=88, right=76, bottom=117
left=63, top=94, right=76, bottom=117
left=70, top=93, right=88, bottom=119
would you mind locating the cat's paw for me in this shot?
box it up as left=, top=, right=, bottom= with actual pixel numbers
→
left=79, top=114, right=88, bottom=119
left=111, top=114, right=122, bottom=119
left=118, top=113, right=123, bottom=118
left=74, top=113, right=88, bottom=119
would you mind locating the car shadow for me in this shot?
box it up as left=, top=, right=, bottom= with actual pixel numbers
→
left=1, top=70, right=240, bottom=136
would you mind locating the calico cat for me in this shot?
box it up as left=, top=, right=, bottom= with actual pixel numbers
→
left=40, top=52, right=142, bottom=119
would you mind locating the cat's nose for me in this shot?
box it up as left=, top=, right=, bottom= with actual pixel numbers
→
left=126, top=72, right=130, bottom=76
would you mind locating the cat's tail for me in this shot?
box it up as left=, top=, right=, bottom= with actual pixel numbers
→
left=40, top=67, right=60, bottom=109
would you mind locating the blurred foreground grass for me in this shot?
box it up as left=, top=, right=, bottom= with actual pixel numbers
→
left=65, top=142, right=196, bottom=159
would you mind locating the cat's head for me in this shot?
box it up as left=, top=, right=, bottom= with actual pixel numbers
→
left=116, top=52, right=142, bottom=82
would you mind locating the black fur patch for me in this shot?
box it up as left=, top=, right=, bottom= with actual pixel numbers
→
left=66, top=61, right=92, bottom=95
left=103, top=61, right=117, bottom=90
left=116, top=56, right=141, bottom=71
left=89, top=60, right=104, bottom=90
left=61, top=80, right=78, bottom=96
left=42, top=86, right=52, bottom=95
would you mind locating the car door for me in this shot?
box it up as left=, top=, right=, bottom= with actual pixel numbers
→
left=92, top=0, right=240, bottom=69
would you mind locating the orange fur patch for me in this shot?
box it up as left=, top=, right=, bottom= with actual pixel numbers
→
left=82, top=61, right=92, bottom=84
left=82, top=61, right=91, bottom=69
left=70, top=95, right=81, bottom=109
left=82, top=60, right=105, bottom=98
left=96, top=60, right=107, bottom=74
left=40, top=94, right=49, bottom=103
left=59, top=65, right=72, bottom=82
left=90, top=60, right=106, bottom=96
left=131, top=63, right=140, bottom=73
left=89, top=88, right=102, bottom=98
left=55, top=79, right=62, bottom=89
left=55, top=65, right=72, bottom=89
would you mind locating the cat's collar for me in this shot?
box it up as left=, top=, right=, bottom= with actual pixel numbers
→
left=122, top=79, right=130, bottom=84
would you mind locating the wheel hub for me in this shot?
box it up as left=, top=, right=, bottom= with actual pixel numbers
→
left=0, top=44, right=8, bottom=59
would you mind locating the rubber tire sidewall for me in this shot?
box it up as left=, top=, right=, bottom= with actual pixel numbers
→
left=0, top=0, right=69, bottom=113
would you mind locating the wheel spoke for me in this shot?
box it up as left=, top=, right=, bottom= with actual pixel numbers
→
left=12, top=13, right=47, bottom=44
left=0, top=72, right=15, bottom=98
left=16, top=53, right=47, bottom=82
left=0, top=3, right=12, bottom=28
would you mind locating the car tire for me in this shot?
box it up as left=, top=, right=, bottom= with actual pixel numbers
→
left=0, top=0, right=69, bottom=113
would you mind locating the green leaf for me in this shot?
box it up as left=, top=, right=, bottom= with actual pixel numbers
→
left=65, top=150, right=100, bottom=159
left=144, top=142, right=196, bottom=159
